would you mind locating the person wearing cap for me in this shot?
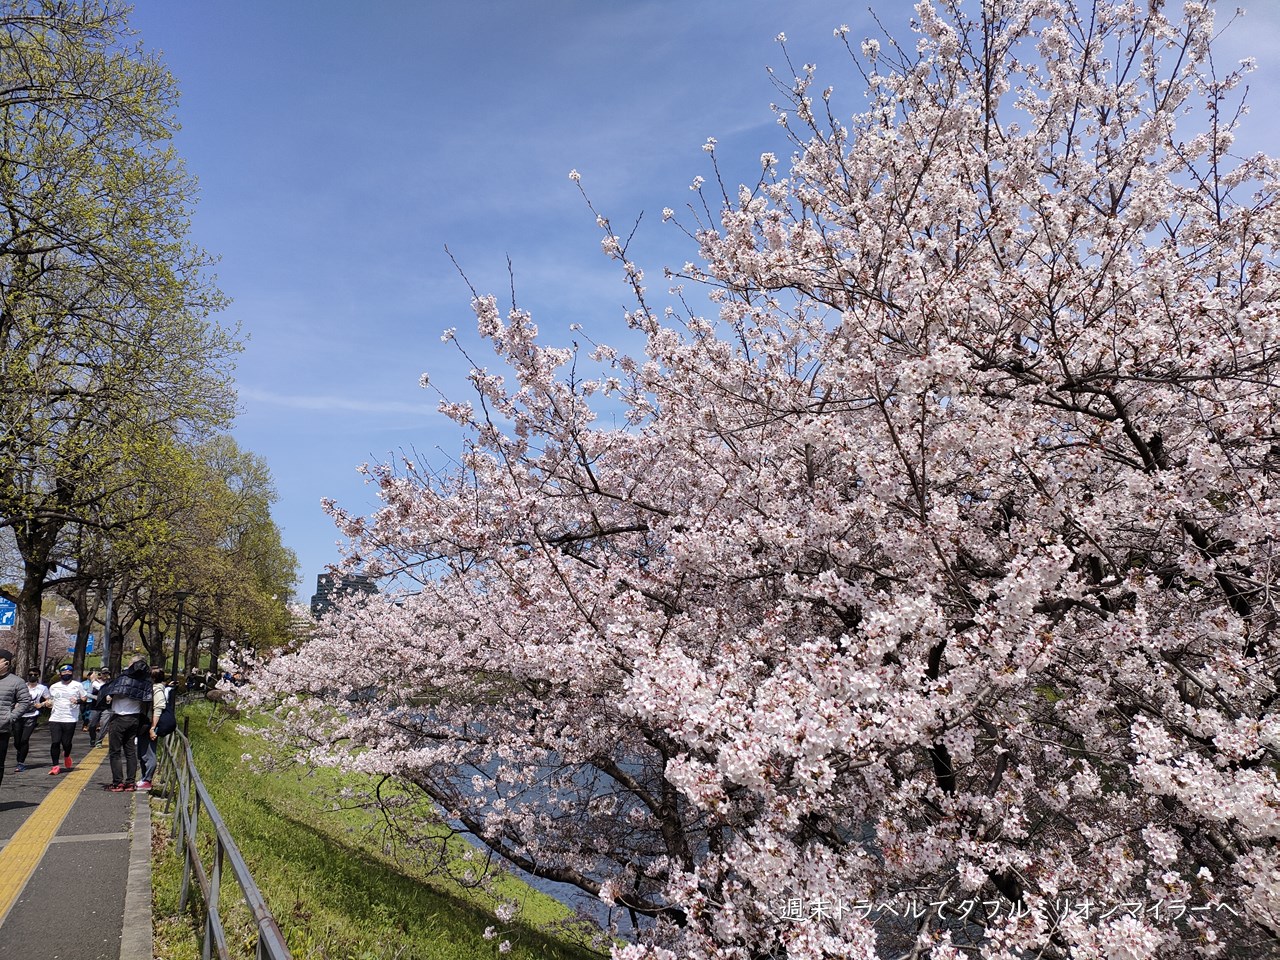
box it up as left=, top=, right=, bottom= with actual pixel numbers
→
left=0, top=649, right=33, bottom=790
left=14, top=667, right=49, bottom=772
left=46, top=664, right=86, bottom=775
left=97, top=658, right=152, bottom=791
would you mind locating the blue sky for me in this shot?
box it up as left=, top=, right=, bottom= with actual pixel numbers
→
left=124, top=1, right=1280, bottom=601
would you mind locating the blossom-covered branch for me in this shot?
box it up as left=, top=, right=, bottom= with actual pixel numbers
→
left=248, top=2, right=1280, bottom=957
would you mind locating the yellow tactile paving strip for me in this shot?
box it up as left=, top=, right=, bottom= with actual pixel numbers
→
left=0, top=743, right=109, bottom=923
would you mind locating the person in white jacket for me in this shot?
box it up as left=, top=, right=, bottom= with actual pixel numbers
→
left=46, top=664, right=86, bottom=775
left=14, top=668, right=47, bottom=772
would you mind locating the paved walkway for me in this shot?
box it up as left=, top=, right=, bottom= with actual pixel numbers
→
left=0, top=723, right=152, bottom=960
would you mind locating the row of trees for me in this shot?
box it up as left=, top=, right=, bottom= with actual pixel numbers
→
left=0, top=1, right=295, bottom=675
left=252, top=1, right=1280, bottom=958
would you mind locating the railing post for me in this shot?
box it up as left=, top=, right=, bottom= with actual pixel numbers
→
left=204, top=837, right=224, bottom=960
left=178, top=774, right=196, bottom=913
left=154, top=702, right=294, bottom=960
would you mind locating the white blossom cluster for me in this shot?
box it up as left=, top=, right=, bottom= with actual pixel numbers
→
left=245, top=2, right=1280, bottom=957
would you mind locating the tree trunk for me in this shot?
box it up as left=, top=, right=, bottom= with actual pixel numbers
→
left=14, top=555, right=51, bottom=675
left=208, top=628, right=223, bottom=678
left=184, top=622, right=205, bottom=676
left=67, top=579, right=99, bottom=677
left=144, top=616, right=165, bottom=671
left=106, top=604, right=125, bottom=675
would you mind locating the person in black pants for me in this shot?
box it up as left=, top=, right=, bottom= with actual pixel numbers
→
left=97, top=658, right=153, bottom=791
left=13, top=669, right=47, bottom=772
left=45, top=664, right=86, bottom=774
left=0, top=649, right=33, bottom=790
left=86, top=670, right=110, bottom=747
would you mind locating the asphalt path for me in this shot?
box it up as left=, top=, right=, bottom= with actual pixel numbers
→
left=0, top=722, right=151, bottom=960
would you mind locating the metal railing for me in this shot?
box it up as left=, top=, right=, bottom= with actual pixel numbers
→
left=156, top=718, right=293, bottom=960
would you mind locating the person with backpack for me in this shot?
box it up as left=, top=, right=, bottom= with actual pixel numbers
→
left=137, top=666, right=171, bottom=790
left=98, top=658, right=152, bottom=792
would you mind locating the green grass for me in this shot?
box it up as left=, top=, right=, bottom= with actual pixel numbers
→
left=151, top=702, right=605, bottom=960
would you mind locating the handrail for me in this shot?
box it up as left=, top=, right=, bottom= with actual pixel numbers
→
left=156, top=717, right=293, bottom=960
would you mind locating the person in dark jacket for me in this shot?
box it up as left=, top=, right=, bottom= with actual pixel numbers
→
left=0, top=648, right=33, bottom=791
left=98, top=658, right=152, bottom=792
left=86, top=669, right=110, bottom=747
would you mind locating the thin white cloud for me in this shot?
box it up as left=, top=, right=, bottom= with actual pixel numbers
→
left=238, top=386, right=437, bottom=417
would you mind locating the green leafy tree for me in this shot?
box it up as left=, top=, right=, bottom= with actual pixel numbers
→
left=179, top=436, right=297, bottom=672
left=0, top=1, right=237, bottom=671
left=94, top=435, right=296, bottom=675
left=53, top=432, right=207, bottom=672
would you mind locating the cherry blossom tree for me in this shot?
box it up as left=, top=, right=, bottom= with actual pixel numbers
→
left=247, top=2, right=1280, bottom=957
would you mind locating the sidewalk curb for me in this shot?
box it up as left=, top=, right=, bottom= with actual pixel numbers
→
left=120, top=791, right=153, bottom=960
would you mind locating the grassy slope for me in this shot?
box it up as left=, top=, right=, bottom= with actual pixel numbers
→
left=152, top=702, right=605, bottom=960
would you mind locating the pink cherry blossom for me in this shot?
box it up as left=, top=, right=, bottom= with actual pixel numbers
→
left=246, top=2, right=1280, bottom=956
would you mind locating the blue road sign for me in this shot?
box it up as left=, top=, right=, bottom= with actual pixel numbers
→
left=0, top=598, right=15, bottom=628
left=68, top=633, right=95, bottom=654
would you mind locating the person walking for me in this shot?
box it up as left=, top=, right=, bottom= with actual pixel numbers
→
left=137, top=666, right=169, bottom=790
left=0, top=649, right=33, bottom=790
left=14, top=668, right=48, bottom=772
left=46, top=664, right=85, bottom=774
left=80, top=669, right=97, bottom=731
left=98, top=658, right=152, bottom=792
left=86, top=669, right=109, bottom=747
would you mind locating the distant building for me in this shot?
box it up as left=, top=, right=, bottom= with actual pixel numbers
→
left=310, top=572, right=379, bottom=618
